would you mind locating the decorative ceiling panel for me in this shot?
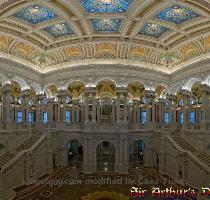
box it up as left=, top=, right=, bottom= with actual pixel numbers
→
left=139, top=23, right=169, bottom=38
left=0, top=0, right=209, bottom=74
left=92, top=19, right=121, bottom=31
left=156, top=5, right=199, bottom=25
left=80, top=0, right=133, bottom=13
left=44, top=22, right=74, bottom=38
left=14, top=5, right=57, bottom=24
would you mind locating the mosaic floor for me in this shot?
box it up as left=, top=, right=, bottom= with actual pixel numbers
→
left=14, top=167, right=194, bottom=200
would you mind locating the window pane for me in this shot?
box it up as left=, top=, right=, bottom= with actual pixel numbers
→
left=142, top=111, right=147, bottom=126
left=190, top=111, right=195, bottom=125
left=180, top=112, right=184, bottom=125
left=29, top=112, right=34, bottom=123
left=66, top=111, right=71, bottom=123
left=43, top=112, right=48, bottom=124
left=18, top=111, right=22, bottom=124
left=165, top=112, right=170, bottom=126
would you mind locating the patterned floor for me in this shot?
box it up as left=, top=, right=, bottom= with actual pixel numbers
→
left=14, top=167, right=196, bottom=200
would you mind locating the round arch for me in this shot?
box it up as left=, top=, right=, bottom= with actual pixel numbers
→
left=95, top=78, right=117, bottom=88
left=11, top=77, right=28, bottom=90
left=182, top=78, right=202, bottom=91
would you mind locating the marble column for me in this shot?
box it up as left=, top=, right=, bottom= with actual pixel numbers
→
left=152, top=100, right=156, bottom=128
left=116, top=97, right=120, bottom=123
left=92, top=96, right=96, bottom=123
left=35, top=93, right=46, bottom=128
left=97, top=100, right=101, bottom=125
left=84, top=97, right=89, bottom=124
left=118, top=134, right=128, bottom=174
left=2, top=83, right=12, bottom=129
left=123, top=98, right=128, bottom=123
left=200, top=84, right=210, bottom=129
left=83, top=136, right=93, bottom=174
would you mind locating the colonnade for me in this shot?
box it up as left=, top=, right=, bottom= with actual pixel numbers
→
left=0, top=83, right=210, bottom=130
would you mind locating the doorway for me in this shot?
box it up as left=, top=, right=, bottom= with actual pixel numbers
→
left=67, top=139, right=83, bottom=168
left=129, top=140, right=145, bottom=168
left=96, top=141, right=115, bottom=173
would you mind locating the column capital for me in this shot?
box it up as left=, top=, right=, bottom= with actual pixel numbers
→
left=157, top=98, right=167, bottom=105
left=167, top=94, right=176, bottom=101
left=116, top=86, right=127, bottom=95
left=36, top=93, right=46, bottom=101
left=85, top=87, right=96, bottom=94
left=56, top=89, right=68, bottom=98
left=144, top=90, right=156, bottom=98
left=179, top=89, right=192, bottom=97
left=21, top=88, right=31, bottom=97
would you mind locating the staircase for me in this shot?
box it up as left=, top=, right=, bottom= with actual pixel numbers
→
left=171, top=135, right=196, bottom=153
left=16, top=135, right=41, bottom=152
left=0, top=152, right=15, bottom=168
left=170, top=134, right=210, bottom=170
left=196, top=152, right=210, bottom=167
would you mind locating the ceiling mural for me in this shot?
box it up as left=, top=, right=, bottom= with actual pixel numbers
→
left=0, top=0, right=209, bottom=74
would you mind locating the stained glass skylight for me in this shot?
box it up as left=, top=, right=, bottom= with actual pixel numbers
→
left=80, top=0, right=133, bottom=13
left=14, top=5, right=56, bottom=24
left=92, top=19, right=121, bottom=32
left=44, top=23, right=74, bottom=38
left=139, top=23, right=169, bottom=38
left=156, top=5, right=199, bottom=25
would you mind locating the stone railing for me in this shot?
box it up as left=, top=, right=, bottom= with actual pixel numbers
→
left=0, top=133, right=46, bottom=175
left=166, top=134, right=210, bottom=175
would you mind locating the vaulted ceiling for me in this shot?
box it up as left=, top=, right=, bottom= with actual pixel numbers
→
left=0, top=0, right=210, bottom=73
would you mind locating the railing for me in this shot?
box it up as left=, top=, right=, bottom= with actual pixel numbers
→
left=166, top=134, right=210, bottom=175
left=0, top=133, right=46, bottom=175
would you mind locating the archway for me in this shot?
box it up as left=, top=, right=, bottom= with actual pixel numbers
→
left=96, top=141, right=115, bottom=173
left=67, top=139, right=83, bottom=168
left=129, top=140, right=145, bottom=168
left=96, top=80, right=116, bottom=124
